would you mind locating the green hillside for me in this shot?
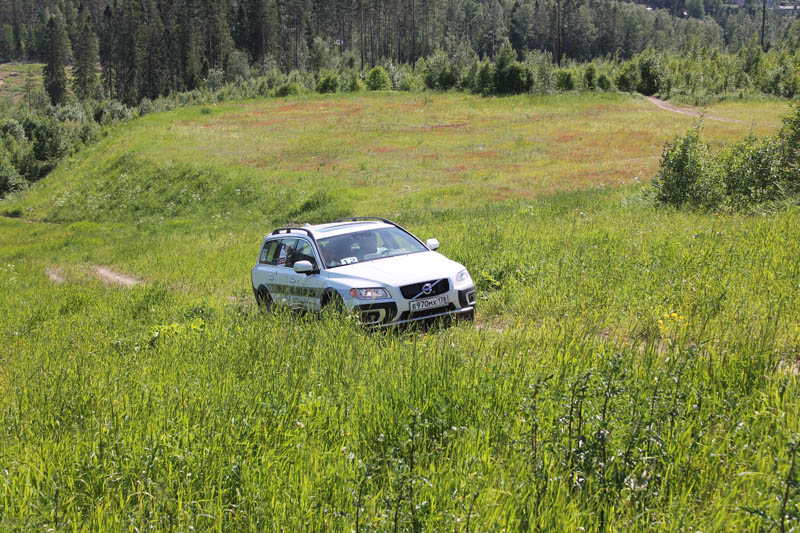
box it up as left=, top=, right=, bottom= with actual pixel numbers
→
left=1, top=92, right=798, bottom=530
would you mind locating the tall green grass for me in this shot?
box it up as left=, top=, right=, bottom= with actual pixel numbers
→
left=1, top=93, right=798, bottom=530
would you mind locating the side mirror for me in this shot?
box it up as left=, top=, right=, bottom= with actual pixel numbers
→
left=294, top=260, right=315, bottom=274
left=426, top=238, right=440, bottom=251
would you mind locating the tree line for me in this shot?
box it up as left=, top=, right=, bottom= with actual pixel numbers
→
left=0, top=0, right=798, bottom=106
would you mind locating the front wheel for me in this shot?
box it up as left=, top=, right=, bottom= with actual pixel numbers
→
left=321, top=291, right=345, bottom=313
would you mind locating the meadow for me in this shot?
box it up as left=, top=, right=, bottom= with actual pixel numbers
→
left=0, top=62, right=44, bottom=103
left=1, top=91, right=799, bottom=530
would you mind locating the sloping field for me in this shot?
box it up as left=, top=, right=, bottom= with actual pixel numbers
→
left=1, top=93, right=798, bottom=530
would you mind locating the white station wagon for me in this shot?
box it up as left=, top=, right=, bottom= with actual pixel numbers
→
left=251, top=218, right=477, bottom=327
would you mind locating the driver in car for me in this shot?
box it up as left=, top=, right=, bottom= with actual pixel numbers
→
left=355, top=231, right=379, bottom=261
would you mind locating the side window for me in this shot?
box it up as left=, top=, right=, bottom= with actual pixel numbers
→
left=290, top=240, right=318, bottom=268
left=259, top=240, right=280, bottom=264
left=276, top=238, right=299, bottom=268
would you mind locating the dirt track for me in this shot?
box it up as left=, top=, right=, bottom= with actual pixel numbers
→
left=45, top=265, right=140, bottom=286
left=645, top=96, right=745, bottom=124
left=94, top=266, right=140, bottom=286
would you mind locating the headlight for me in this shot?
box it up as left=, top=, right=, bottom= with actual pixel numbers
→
left=455, top=269, right=472, bottom=286
left=350, top=287, right=391, bottom=300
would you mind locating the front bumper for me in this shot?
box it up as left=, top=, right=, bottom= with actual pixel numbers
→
left=352, top=284, right=476, bottom=327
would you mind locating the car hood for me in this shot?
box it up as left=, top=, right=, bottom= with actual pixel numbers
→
left=326, top=251, right=464, bottom=287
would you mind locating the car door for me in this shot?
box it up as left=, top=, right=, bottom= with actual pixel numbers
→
left=274, top=238, right=300, bottom=307
left=286, top=238, right=325, bottom=311
left=252, top=238, right=281, bottom=299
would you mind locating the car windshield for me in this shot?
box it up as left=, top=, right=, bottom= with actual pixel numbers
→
left=318, top=227, right=428, bottom=268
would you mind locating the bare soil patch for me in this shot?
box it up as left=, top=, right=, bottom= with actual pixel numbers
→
left=46, top=267, right=65, bottom=284
left=645, top=96, right=746, bottom=124
left=94, top=266, right=140, bottom=286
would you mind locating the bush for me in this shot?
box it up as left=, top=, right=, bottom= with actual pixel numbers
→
left=555, top=70, right=575, bottom=91
left=93, top=100, right=134, bottom=125
left=459, top=59, right=480, bottom=91
left=637, top=52, right=667, bottom=96
left=398, top=73, right=424, bottom=92
left=0, top=119, right=25, bottom=141
left=424, top=49, right=457, bottom=90
left=345, top=71, right=365, bottom=92
left=597, top=73, right=612, bottom=91
left=779, top=104, right=800, bottom=182
left=652, top=126, right=722, bottom=209
left=494, top=40, right=526, bottom=94
left=226, top=49, right=251, bottom=82
left=615, top=61, right=640, bottom=93
left=366, top=66, right=391, bottom=91
left=0, top=155, right=25, bottom=196
left=275, top=82, right=303, bottom=97
left=31, top=118, right=74, bottom=163
left=525, top=50, right=554, bottom=94
left=584, top=64, right=597, bottom=90
left=475, top=61, right=494, bottom=96
left=718, top=133, right=785, bottom=208
left=315, top=71, right=340, bottom=93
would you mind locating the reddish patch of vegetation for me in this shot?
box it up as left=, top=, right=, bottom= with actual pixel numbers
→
left=465, top=149, right=499, bottom=159
left=372, top=146, right=400, bottom=154
left=420, top=122, right=467, bottom=130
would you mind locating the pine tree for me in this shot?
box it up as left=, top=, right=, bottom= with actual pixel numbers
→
left=73, top=6, right=100, bottom=100
left=43, top=12, right=70, bottom=106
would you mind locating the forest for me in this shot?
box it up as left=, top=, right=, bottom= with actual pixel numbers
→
left=0, top=0, right=798, bottom=105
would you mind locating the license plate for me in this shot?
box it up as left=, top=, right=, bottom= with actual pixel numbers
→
left=410, top=295, right=448, bottom=312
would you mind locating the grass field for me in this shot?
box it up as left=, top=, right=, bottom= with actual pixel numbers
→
left=1, top=92, right=799, bottom=530
left=0, top=62, right=44, bottom=103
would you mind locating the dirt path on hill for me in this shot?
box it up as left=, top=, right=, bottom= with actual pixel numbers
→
left=94, top=266, right=140, bottom=286
left=45, top=265, right=141, bottom=286
left=645, top=96, right=746, bottom=124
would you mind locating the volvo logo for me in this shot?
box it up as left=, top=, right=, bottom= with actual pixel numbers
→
left=421, top=283, right=433, bottom=295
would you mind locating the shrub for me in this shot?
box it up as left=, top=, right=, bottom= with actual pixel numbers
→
left=525, top=50, right=554, bottom=94
left=459, top=59, right=480, bottom=91
left=275, top=82, right=303, bottom=97
left=494, top=40, right=525, bottom=94
left=615, top=61, right=640, bottom=93
left=345, top=71, right=365, bottom=92
left=315, top=71, right=340, bottom=93
left=93, top=100, right=133, bottom=125
left=424, top=49, right=457, bottom=90
left=0, top=155, right=25, bottom=196
left=584, top=64, right=597, bottom=90
left=637, top=52, right=667, bottom=96
left=555, top=70, right=575, bottom=91
left=398, top=73, right=424, bottom=92
left=31, top=118, right=74, bottom=163
left=366, top=66, right=391, bottom=91
left=652, top=126, right=722, bottom=208
left=597, top=73, right=612, bottom=91
left=226, top=49, right=251, bottom=82
left=718, top=133, right=785, bottom=208
left=475, top=61, right=494, bottom=96
left=779, top=104, right=800, bottom=182
left=0, top=119, right=26, bottom=141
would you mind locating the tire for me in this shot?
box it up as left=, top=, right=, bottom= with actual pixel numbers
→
left=254, top=285, right=273, bottom=310
left=461, top=308, right=475, bottom=322
left=321, top=290, right=345, bottom=312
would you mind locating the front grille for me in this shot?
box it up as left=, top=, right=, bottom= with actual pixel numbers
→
left=400, top=278, right=449, bottom=300
left=398, top=303, right=456, bottom=322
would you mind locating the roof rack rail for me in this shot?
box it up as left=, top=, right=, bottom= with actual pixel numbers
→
left=333, top=217, right=398, bottom=226
left=271, top=227, right=315, bottom=238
